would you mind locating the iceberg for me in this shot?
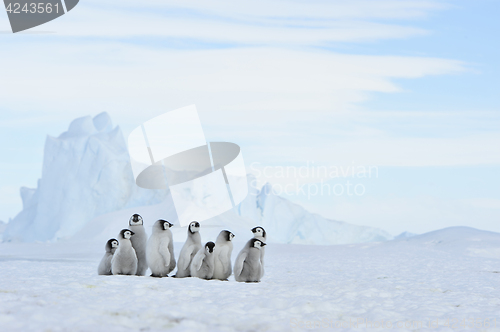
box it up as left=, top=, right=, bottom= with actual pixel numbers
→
left=3, top=113, right=166, bottom=242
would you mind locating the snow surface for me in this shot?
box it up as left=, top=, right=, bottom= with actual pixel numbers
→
left=3, top=113, right=392, bottom=245
left=0, top=226, right=499, bottom=331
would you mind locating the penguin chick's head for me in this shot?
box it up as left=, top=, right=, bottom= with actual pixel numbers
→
left=250, top=238, right=266, bottom=249
left=252, top=226, right=266, bottom=238
left=105, top=238, right=119, bottom=252
left=162, top=220, right=174, bottom=230
left=120, top=229, right=135, bottom=240
left=189, top=221, right=200, bottom=234
left=153, top=219, right=172, bottom=231
left=160, top=219, right=174, bottom=230
left=129, top=214, right=143, bottom=226
left=218, top=230, right=234, bottom=242
left=205, top=241, right=215, bottom=254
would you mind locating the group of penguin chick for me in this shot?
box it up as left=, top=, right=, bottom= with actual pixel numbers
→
left=98, top=214, right=267, bottom=282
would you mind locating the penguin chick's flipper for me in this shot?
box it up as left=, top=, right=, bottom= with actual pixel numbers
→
left=233, top=251, right=247, bottom=277
left=179, top=245, right=196, bottom=271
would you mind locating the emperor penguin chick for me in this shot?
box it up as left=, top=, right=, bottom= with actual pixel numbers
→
left=174, top=221, right=202, bottom=278
left=190, top=242, right=216, bottom=280
left=129, top=214, right=148, bottom=276
left=146, top=220, right=176, bottom=277
left=212, top=230, right=235, bottom=280
left=111, top=230, right=138, bottom=275
left=234, top=238, right=266, bottom=282
left=247, top=226, right=266, bottom=278
left=98, top=238, right=118, bottom=275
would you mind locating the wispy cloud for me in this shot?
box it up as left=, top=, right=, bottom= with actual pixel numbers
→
left=1, top=0, right=441, bottom=43
left=86, top=0, right=446, bottom=20
left=0, top=45, right=464, bottom=116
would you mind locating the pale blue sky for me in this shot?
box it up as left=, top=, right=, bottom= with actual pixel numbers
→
left=0, top=0, right=499, bottom=234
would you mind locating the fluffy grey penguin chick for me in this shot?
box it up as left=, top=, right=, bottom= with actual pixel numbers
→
left=234, top=238, right=266, bottom=282
left=98, top=238, right=118, bottom=275
left=111, top=229, right=138, bottom=275
left=243, top=226, right=266, bottom=278
left=174, top=221, right=202, bottom=278
left=146, top=220, right=176, bottom=277
left=190, top=242, right=216, bottom=280
left=129, top=214, right=148, bottom=276
left=212, top=230, right=235, bottom=280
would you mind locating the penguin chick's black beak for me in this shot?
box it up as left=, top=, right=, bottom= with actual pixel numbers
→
left=261, top=242, right=266, bottom=246
left=130, top=231, right=135, bottom=236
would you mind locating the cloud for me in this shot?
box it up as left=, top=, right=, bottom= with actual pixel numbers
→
left=245, top=131, right=500, bottom=167
left=89, top=0, right=445, bottom=20
left=52, top=11, right=428, bottom=44
left=1, top=0, right=439, bottom=43
left=0, top=41, right=471, bottom=169
left=0, top=44, right=464, bottom=114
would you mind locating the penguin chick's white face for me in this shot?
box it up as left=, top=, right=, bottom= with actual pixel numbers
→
left=129, top=214, right=143, bottom=226
left=162, top=220, right=173, bottom=230
left=121, top=229, right=134, bottom=239
left=252, top=227, right=265, bottom=237
left=189, top=221, right=200, bottom=233
left=229, top=232, right=234, bottom=241
left=252, top=239, right=266, bottom=249
left=111, top=240, right=119, bottom=248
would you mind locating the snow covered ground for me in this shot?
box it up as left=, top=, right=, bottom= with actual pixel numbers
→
left=1, top=226, right=499, bottom=331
